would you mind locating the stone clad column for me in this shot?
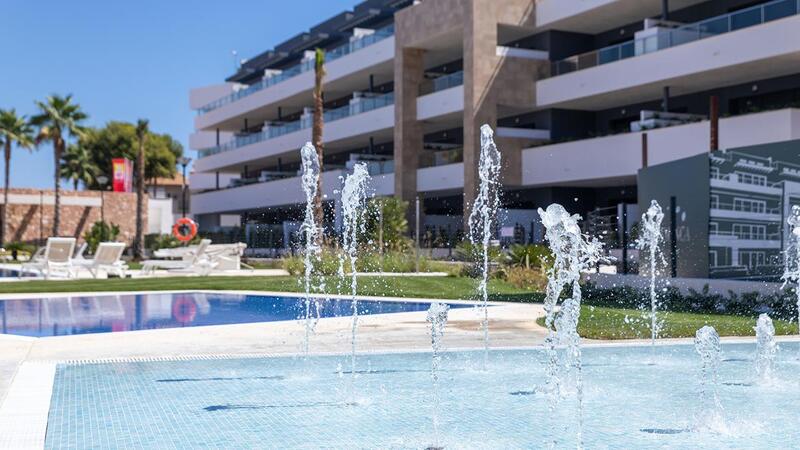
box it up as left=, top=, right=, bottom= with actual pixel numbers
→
left=394, top=47, right=425, bottom=226
left=462, top=0, right=498, bottom=228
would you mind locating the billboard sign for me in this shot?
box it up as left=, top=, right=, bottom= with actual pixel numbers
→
left=112, top=158, right=133, bottom=192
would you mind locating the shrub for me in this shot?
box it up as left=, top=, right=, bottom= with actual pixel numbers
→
left=83, top=221, right=120, bottom=254
left=500, top=266, right=549, bottom=291
left=145, top=233, right=201, bottom=251
left=281, top=248, right=439, bottom=275
left=506, top=244, right=552, bottom=269
left=357, top=250, right=431, bottom=273
left=4, top=241, right=35, bottom=261
left=581, top=283, right=799, bottom=320
left=281, top=255, right=305, bottom=276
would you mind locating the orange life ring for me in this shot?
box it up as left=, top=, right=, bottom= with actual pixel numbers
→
left=172, top=218, right=198, bottom=242
left=172, top=297, right=197, bottom=323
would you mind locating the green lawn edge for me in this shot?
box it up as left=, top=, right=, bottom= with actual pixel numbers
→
left=536, top=305, right=799, bottom=339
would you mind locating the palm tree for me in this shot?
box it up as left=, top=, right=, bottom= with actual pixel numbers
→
left=31, top=95, right=88, bottom=236
left=60, top=144, right=98, bottom=190
left=312, top=48, right=326, bottom=233
left=0, top=109, right=35, bottom=246
left=134, top=119, right=148, bottom=259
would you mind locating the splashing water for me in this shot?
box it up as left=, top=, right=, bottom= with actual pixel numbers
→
left=300, top=143, right=323, bottom=356
left=636, top=200, right=665, bottom=350
left=754, top=313, right=777, bottom=382
left=467, top=124, right=502, bottom=370
left=694, top=325, right=723, bottom=428
left=338, top=163, right=371, bottom=381
left=782, top=205, right=800, bottom=353
left=426, top=302, right=449, bottom=450
left=538, top=203, right=604, bottom=448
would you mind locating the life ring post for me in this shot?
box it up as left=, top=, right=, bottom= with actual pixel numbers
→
left=172, top=218, right=198, bottom=243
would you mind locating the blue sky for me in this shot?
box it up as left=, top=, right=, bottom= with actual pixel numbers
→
left=0, top=0, right=360, bottom=189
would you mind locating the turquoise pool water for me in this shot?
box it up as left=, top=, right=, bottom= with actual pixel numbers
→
left=45, top=343, right=800, bottom=448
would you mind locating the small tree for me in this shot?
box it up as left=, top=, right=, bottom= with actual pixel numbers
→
left=364, top=197, right=411, bottom=252
left=83, top=221, right=120, bottom=254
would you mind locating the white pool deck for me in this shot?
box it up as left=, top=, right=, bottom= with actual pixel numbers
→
left=0, top=288, right=792, bottom=449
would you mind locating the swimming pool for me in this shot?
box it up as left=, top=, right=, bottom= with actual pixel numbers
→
left=0, top=292, right=470, bottom=337
left=0, top=267, right=33, bottom=278
left=44, top=343, right=800, bottom=449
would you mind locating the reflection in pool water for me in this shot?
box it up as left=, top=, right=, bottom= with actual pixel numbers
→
left=0, top=292, right=469, bottom=337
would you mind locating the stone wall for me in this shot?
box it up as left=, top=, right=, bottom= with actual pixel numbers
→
left=0, top=189, right=144, bottom=246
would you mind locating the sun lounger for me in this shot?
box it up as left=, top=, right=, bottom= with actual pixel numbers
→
left=21, top=237, right=76, bottom=279
left=74, top=242, right=128, bottom=278
left=141, top=239, right=215, bottom=276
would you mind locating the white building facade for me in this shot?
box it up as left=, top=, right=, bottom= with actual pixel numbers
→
left=189, top=0, right=800, bottom=251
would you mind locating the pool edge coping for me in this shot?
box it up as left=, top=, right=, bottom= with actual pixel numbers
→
left=0, top=361, right=55, bottom=450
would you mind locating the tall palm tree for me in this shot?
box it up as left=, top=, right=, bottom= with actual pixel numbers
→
left=31, top=95, right=88, bottom=236
left=0, top=109, right=35, bottom=246
left=60, top=144, right=98, bottom=190
left=312, top=48, right=326, bottom=233
left=134, top=119, right=148, bottom=259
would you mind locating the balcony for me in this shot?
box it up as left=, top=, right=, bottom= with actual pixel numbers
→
left=417, top=73, right=465, bottom=121
left=710, top=203, right=781, bottom=222
left=521, top=108, right=800, bottom=188
left=538, top=1, right=800, bottom=110
left=432, top=71, right=464, bottom=93
left=197, top=25, right=394, bottom=115
left=551, top=0, right=800, bottom=76
left=197, top=92, right=394, bottom=159
left=709, top=173, right=782, bottom=195
left=709, top=231, right=781, bottom=249
left=535, top=0, right=708, bottom=33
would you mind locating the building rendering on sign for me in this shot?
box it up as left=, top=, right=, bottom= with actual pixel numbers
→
left=639, top=139, right=800, bottom=281
left=188, top=0, right=800, bottom=261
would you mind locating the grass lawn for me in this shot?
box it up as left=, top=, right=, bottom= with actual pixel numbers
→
left=537, top=305, right=799, bottom=339
left=0, top=275, right=544, bottom=303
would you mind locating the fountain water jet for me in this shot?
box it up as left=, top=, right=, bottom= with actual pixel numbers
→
left=754, top=313, right=777, bottom=382
left=694, top=325, right=723, bottom=428
left=538, top=203, right=603, bottom=448
left=782, top=205, right=800, bottom=352
left=338, top=163, right=371, bottom=380
left=467, top=124, right=501, bottom=370
left=300, top=143, right=324, bottom=356
left=426, top=302, right=449, bottom=450
left=636, top=200, right=665, bottom=350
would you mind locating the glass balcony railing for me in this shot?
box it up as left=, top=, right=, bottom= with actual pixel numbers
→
left=550, top=0, right=800, bottom=76
left=432, top=71, right=464, bottom=92
left=419, top=148, right=464, bottom=168
left=198, top=25, right=395, bottom=114
left=198, top=92, right=395, bottom=158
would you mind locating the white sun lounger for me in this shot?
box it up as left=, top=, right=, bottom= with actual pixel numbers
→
left=21, top=237, right=77, bottom=279
left=141, top=239, right=215, bottom=276
left=74, top=242, right=128, bottom=278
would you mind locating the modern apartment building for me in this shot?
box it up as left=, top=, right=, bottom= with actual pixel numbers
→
left=188, top=0, right=800, bottom=253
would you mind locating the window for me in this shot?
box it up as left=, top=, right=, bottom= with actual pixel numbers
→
left=709, top=250, right=718, bottom=268
left=735, top=171, right=767, bottom=186
left=709, top=222, right=719, bottom=234
left=739, top=250, right=765, bottom=269
left=710, top=194, right=720, bottom=209
left=733, top=223, right=766, bottom=240
left=733, top=198, right=766, bottom=213
left=710, top=167, right=721, bottom=179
